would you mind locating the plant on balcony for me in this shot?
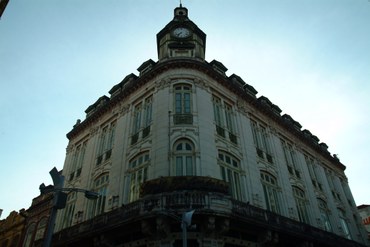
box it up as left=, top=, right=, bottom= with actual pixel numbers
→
left=140, top=176, right=230, bottom=197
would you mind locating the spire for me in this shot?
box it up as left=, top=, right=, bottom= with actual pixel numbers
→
left=174, top=2, right=188, bottom=20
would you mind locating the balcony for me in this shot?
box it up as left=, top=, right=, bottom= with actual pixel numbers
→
left=174, top=114, right=193, bottom=125
left=50, top=176, right=366, bottom=247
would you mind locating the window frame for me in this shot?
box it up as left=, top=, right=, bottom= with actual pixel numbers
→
left=128, top=152, right=150, bottom=202
left=218, top=151, right=242, bottom=200
left=260, top=171, right=281, bottom=213
left=173, top=140, right=195, bottom=176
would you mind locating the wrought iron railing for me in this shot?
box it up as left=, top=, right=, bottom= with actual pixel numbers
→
left=52, top=179, right=366, bottom=247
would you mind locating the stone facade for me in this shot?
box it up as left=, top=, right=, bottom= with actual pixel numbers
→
left=0, top=211, right=25, bottom=247
left=51, top=5, right=368, bottom=247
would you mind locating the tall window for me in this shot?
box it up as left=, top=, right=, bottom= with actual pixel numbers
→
left=128, top=152, right=150, bottom=202
left=260, top=171, right=280, bottom=213
left=131, top=96, right=153, bottom=144
left=97, top=121, right=116, bottom=165
left=23, top=223, right=36, bottom=247
left=174, top=84, right=193, bottom=124
left=325, top=169, right=342, bottom=202
left=338, top=209, right=352, bottom=239
left=69, top=141, right=87, bottom=181
left=281, top=140, right=301, bottom=179
left=318, top=199, right=332, bottom=232
left=305, top=155, right=323, bottom=191
left=251, top=120, right=273, bottom=163
left=61, top=192, right=76, bottom=228
left=91, top=174, right=109, bottom=216
left=174, top=140, right=195, bottom=176
left=131, top=103, right=142, bottom=144
left=34, top=218, right=47, bottom=241
left=218, top=151, right=242, bottom=200
left=143, top=97, right=153, bottom=138
left=212, top=96, right=237, bottom=144
left=292, top=186, right=310, bottom=224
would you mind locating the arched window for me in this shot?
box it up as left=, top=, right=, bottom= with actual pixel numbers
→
left=338, top=209, right=352, bottom=239
left=128, top=152, right=150, bottom=202
left=292, top=186, right=310, bottom=223
left=23, top=223, right=36, bottom=247
left=174, top=140, right=195, bottom=176
left=91, top=173, right=109, bottom=216
left=61, top=192, right=76, bottom=228
left=218, top=151, right=241, bottom=200
left=318, top=199, right=332, bottom=232
left=260, top=171, right=280, bottom=213
left=34, top=217, right=47, bottom=241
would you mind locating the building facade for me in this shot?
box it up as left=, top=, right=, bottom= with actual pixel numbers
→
left=0, top=210, right=25, bottom=247
left=21, top=194, right=54, bottom=247
left=51, top=5, right=368, bottom=247
left=357, top=205, right=370, bottom=242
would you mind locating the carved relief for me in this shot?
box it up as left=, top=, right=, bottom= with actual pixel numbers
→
left=120, top=104, right=130, bottom=116
left=236, top=99, right=247, bottom=114
left=155, top=78, right=171, bottom=90
left=66, top=144, right=73, bottom=154
left=193, top=77, right=209, bottom=90
left=89, top=126, right=99, bottom=137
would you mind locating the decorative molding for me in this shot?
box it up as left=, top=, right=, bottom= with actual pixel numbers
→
left=193, top=77, right=209, bottom=90
left=155, top=78, right=171, bottom=90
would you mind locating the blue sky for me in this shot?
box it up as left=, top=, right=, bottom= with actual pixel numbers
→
left=1, top=0, right=369, bottom=219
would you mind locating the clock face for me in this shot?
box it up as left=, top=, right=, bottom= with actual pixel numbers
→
left=172, top=27, right=191, bottom=38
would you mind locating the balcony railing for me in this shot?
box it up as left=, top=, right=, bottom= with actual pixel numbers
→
left=52, top=177, right=366, bottom=247
left=174, top=114, right=193, bottom=125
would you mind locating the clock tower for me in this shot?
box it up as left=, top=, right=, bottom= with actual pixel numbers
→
left=156, top=4, right=206, bottom=61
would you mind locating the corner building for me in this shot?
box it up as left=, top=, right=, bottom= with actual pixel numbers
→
left=53, top=5, right=368, bottom=247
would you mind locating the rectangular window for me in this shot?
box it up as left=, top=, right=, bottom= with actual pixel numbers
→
left=213, top=96, right=237, bottom=144
left=107, top=121, right=116, bottom=151
left=213, top=97, right=223, bottom=127
left=281, top=140, right=301, bottom=179
left=175, top=93, right=182, bottom=114
left=174, top=85, right=192, bottom=125
left=251, top=120, right=273, bottom=163
left=184, top=93, right=191, bottom=113
left=225, top=104, right=234, bottom=133
left=133, top=104, right=142, bottom=134
left=186, top=156, right=193, bottom=176
left=97, top=121, right=116, bottom=164
left=176, top=157, right=183, bottom=176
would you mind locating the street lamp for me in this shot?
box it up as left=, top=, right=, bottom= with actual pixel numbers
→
left=39, top=167, right=99, bottom=247
left=162, top=209, right=195, bottom=247
left=181, top=209, right=195, bottom=247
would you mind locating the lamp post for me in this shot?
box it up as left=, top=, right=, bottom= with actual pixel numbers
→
left=40, top=167, right=99, bottom=247
left=163, top=209, right=195, bottom=247
left=181, top=209, right=195, bottom=247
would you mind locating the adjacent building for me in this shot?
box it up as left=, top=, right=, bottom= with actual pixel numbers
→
left=0, top=0, right=9, bottom=18
left=50, top=5, right=368, bottom=247
left=0, top=194, right=54, bottom=247
left=0, top=210, right=25, bottom=247
left=357, top=205, right=370, bottom=242
left=22, top=194, right=54, bottom=247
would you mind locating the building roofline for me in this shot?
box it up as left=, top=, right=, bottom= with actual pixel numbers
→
left=67, top=58, right=346, bottom=171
